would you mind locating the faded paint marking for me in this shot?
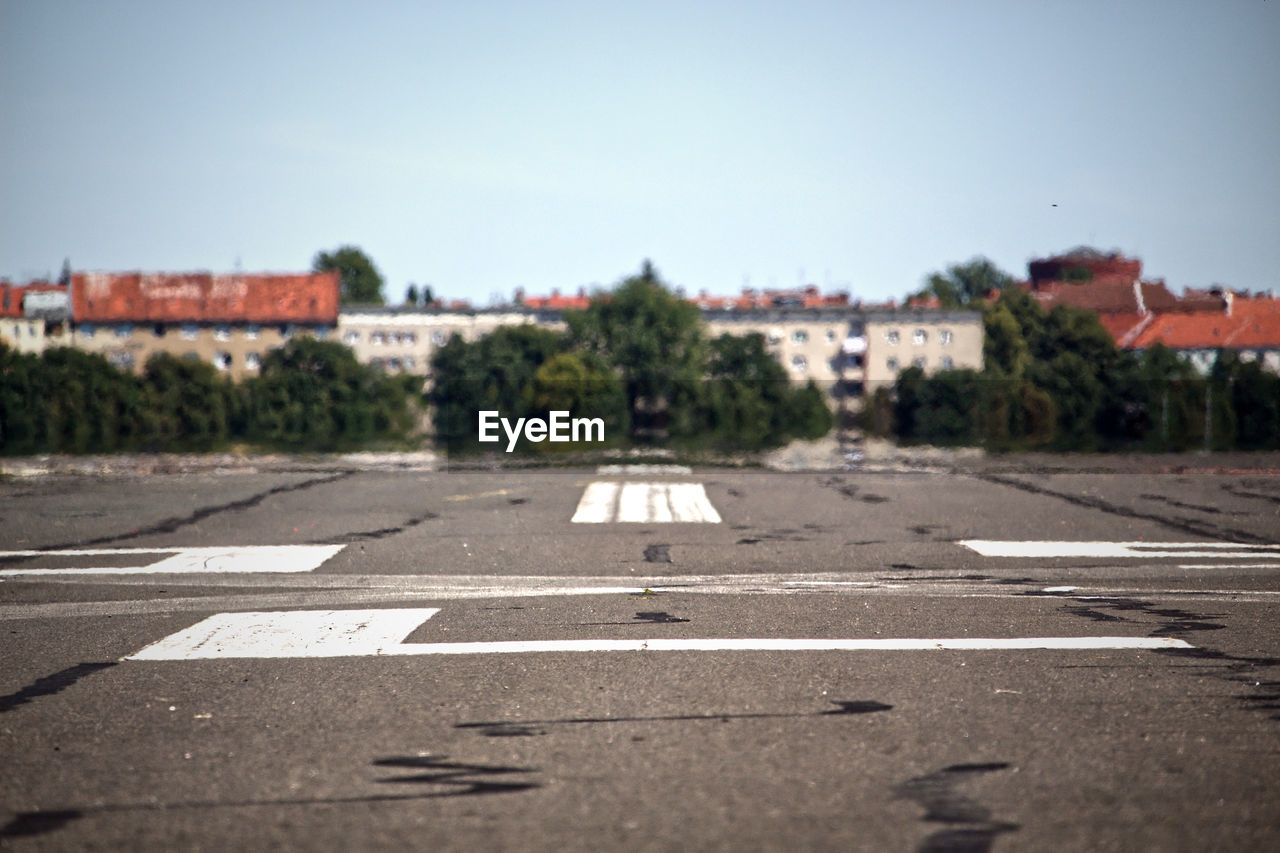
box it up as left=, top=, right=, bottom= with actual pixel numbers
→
left=0, top=545, right=345, bottom=576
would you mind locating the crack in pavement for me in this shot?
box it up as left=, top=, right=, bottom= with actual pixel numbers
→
left=36, top=472, right=356, bottom=550
left=970, top=473, right=1274, bottom=544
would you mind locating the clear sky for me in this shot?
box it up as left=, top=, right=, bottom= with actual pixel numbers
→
left=3, top=0, right=1277, bottom=305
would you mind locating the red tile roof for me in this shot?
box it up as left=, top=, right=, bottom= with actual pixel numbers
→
left=1129, top=298, right=1280, bottom=351
left=71, top=271, right=340, bottom=324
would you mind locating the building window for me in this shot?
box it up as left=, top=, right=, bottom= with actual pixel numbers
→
left=315, top=326, right=331, bottom=340
left=115, top=323, right=133, bottom=338
left=80, top=324, right=96, bottom=338
left=767, top=329, right=782, bottom=344
left=388, top=357, right=402, bottom=371
left=941, top=356, right=954, bottom=370
left=246, top=324, right=260, bottom=340
left=403, top=356, right=415, bottom=369
left=401, top=332, right=417, bottom=345
left=153, top=323, right=167, bottom=337
left=940, top=329, right=953, bottom=345
left=370, top=357, right=385, bottom=370
left=370, top=331, right=386, bottom=346
left=913, top=357, right=926, bottom=369
left=181, top=324, right=198, bottom=340
left=214, top=325, right=231, bottom=341
left=791, top=354, right=807, bottom=372
left=826, top=329, right=836, bottom=342
left=245, top=352, right=261, bottom=371
left=792, top=329, right=808, bottom=343
left=107, top=352, right=135, bottom=369
left=885, top=330, right=900, bottom=345
left=430, top=331, right=447, bottom=346
left=886, top=357, right=899, bottom=371
left=213, top=351, right=232, bottom=371
left=280, top=324, right=294, bottom=339
left=913, top=329, right=927, bottom=345
left=343, top=331, right=360, bottom=345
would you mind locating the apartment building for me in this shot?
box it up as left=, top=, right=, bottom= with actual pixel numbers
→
left=0, top=281, right=69, bottom=355
left=69, top=271, right=339, bottom=379
left=336, top=307, right=563, bottom=375
left=862, top=310, right=986, bottom=393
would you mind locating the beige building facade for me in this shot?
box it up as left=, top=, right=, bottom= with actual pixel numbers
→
left=336, top=309, right=564, bottom=375
left=862, top=310, right=985, bottom=393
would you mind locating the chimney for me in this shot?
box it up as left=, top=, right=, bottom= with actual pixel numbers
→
left=1225, top=291, right=1234, bottom=316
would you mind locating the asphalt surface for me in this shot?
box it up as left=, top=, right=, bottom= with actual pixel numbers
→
left=2, top=460, right=1279, bottom=851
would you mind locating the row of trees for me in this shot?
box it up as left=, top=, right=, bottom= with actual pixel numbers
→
left=0, top=339, right=422, bottom=455
left=429, top=262, right=833, bottom=454
left=866, top=285, right=1280, bottom=451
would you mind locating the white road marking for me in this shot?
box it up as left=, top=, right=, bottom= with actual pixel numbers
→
left=596, top=465, right=693, bottom=475
left=960, top=540, right=1280, bottom=560
left=573, top=482, right=720, bottom=523
left=125, top=607, right=1193, bottom=660
left=127, top=608, right=440, bottom=660
left=0, top=545, right=345, bottom=576
left=570, top=481, right=620, bottom=523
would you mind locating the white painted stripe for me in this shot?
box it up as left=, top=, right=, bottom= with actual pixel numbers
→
left=616, top=482, right=655, bottom=522
left=1177, top=564, right=1280, bottom=570
left=960, top=540, right=1280, bottom=559
left=126, top=609, right=440, bottom=660
left=596, top=465, right=692, bottom=475
left=377, top=637, right=1193, bottom=655
left=127, top=616, right=1194, bottom=660
left=570, top=481, right=619, bottom=523
left=668, top=482, right=722, bottom=523
left=574, top=481, right=721, bottom=523
left=0, top=545, right=345, bottom=576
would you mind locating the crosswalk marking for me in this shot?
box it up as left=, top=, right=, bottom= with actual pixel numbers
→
left=125, top=608, right=1193, bottom=660
left=572, top=481, right=721, bottom=524
left=0, top=545, right=346, bottom=576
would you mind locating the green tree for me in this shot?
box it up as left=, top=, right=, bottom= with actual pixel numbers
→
left=312, top=245, right=386, bottom=305
left=913, top=257, right=1015, bottom=307
left=566, top=261, right=706, bottom=439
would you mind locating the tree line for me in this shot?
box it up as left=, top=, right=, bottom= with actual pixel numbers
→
left=0, top=338, right=422, bottom=455
left=863, top=284, right=1280, bottom=451
left=428, top=262, right=833, bottom=454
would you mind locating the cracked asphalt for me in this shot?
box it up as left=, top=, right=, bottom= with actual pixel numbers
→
left=2, top=459, right=1279, bottom=851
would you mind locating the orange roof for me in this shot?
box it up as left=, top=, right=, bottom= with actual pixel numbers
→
left=1129, top=298, right=1280, bottom=350
left=71, top=271, right=339, bottom=324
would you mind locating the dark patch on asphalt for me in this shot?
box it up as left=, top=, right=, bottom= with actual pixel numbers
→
left=458, top=699, right=892, bottom=734
left=891, top=563, right=920, bottom=570
left=851, top=540, right=886, bottom=546
left=971, top=472, right=1274, bottom=544
left=823, top=700, right=893, bottom=714
left=372, top=755, right=541, bottom=795
left=0, top=662, right=117, bottom=714
left=737, top=538, right=762, bottom=545
left=0, top=810, right=83, bottom=839
left=910, top=525, right=944, bottom=536
left=1221, top=484, right=1280, bottom=506
left=732, top=529, right=811, bottom=543
left=818, top=476, right=860, bottom=500
left=727, top=488, right=744, bottom=498
left=1057, top=596, right=1280, bottom=723
left=318, top=510, right=440, bottom=543
left=634, top=611, right=689, bottom=624
left=643, top=544, right=672, bottom=563
left=1140, top=493, right=1232, bottom=515
left=508, top=497, right=528, bottom=505
left=893, top=762, right=1020, bottom=852
left=38, top=472, right=357, bottom=550
left=0, top=755, right=540, bottom=830
left=860, top=493, right=891, bottom=503
left=1058, top=596, right=1227, bottom=636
